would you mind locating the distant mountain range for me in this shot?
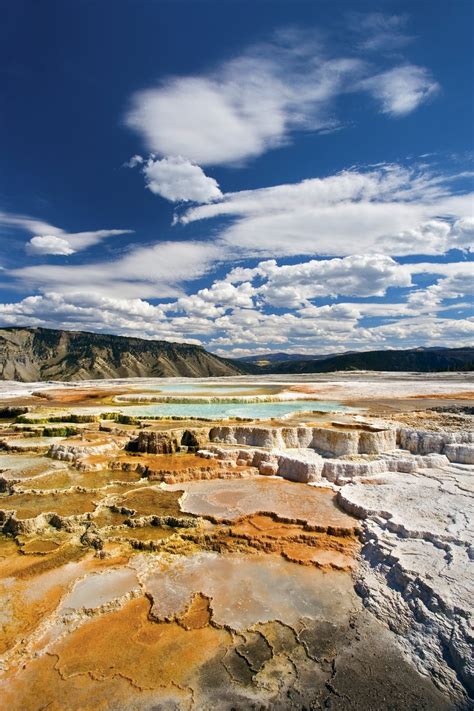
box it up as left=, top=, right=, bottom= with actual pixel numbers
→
left=238, top=352, right=331, bottom=364
left=242, top=347, right=474, bottom=374
left=0, top=327, right=472, bottom=381
left=0, top=328, right=247, bottom=381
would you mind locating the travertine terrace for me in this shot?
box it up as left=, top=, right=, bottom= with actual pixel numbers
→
left=0, top=373, right=472, bottom=710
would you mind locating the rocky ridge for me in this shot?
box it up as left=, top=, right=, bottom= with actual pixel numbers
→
left=0, top=327, right=246, bottom=381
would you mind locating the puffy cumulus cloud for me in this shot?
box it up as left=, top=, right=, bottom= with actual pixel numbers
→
left=0, top=291, right=201, bottom=344
left=2, top=258, right=472, bottom=354
left=141, top=156, right=222, bottom=203
left=407, top=266, right=474, bottom=312
left=247, top=255, right=412, bottom=308
left=11, top=240, right=223, bottom=300
left=208, top=307, right=474, bottom=355
left=0, top=212, right=134, bottom=256
left=393, top=219, right=452, bottom=255
left=163, top=255, right=411, bottom=317
left=372, top=316, right=474, bottom=345
left=178, top=165, right=473, bottom=258
left=156, top=256, right=473, bottom=354
left=125, top=29, right=437, bottom=166
left=0, top=292, right=164, bottom=337
left=358, top=65, right=439, bottom=116
left=451, top=217, right=474, bottom=250
left=168, top=280, right=256, bottom=318
left=26, top=235, right=76, bottom=256
left=207, top=305, right=372, bottom=350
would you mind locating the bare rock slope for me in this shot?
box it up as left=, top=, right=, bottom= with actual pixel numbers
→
left=0, top=327, right=245, bottom=381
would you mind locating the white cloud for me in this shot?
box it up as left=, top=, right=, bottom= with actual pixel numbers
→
left=451, top=217, right=474, bottom=250
left=353, top=13, right=413, bottom=52
left=11, top=240, right=223, bottom=299
left=125, top=68, right=294, bottom=166
left=2, top=159, right=471, bottom=355
left=372, top=315, right=474, bottom=345
left=2, top=258, right=472, bottom=354
left=255, top=255, right=412, bottom=307
left=167, top=280, right=256, bottom=318
left=0, top=291, right=193, bottom=342
left=359, top=65, right=439, bottom=116
left=156, top=256, right=473, bottom=354
left=142, top=155, right=222, bottom=203
left=123, top=154, right=144, bottom=168
left=180, top=166, right=419, bottom=224
left=0, top=212, right=133, bottom=256
left=0, top=211, right=62, bottom=237
left=407, top=265, right=474, bottom=312
left=26, top=235, right=76, bottom=256
left=207, top=305, right=474, bottom=354
left=125, top=30, right=437, bottom=166
left=28, top=229, right=133, bottom=255
left=177, top=166, right=473, bottom=258
left=161, top=255, right=411, bottom=319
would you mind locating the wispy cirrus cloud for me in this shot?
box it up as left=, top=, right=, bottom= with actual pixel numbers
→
left=0, top=212, right=133, bottom=256
left=177, top=165, right=473, bottom=258
left=10, top=240, right=224, bottom=299
left=125, top=26, right=438, bottom=168
left=351, top=12, right=414, bottom=52
left=358, top=65, right=439, bottom=116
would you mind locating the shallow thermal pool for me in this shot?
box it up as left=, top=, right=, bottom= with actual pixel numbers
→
left=128, top=382, right=283, bottom=395
left=122, top=399, right=349, bottom=419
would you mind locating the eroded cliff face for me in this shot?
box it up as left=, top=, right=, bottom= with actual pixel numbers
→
left=209, top=423, right=398, bottom=456
left=128, top=423, right=398, bottom=458
left=0, top=327, right=245, bottom=381
left=127, top=423, right=473, bottom=472
left=398, top=427, right=474, bottom=463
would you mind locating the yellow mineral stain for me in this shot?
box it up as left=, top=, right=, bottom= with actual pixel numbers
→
left=212, top=513, right=360, bottom=570
left=0, top=491, right=101, bottom=519
left=48, top=597, right=228, bottom=690
left=116, top=486, right=184, bottom=518
left=0, top=651, right=191, bottom=711
left=178, top=593, right=212, bottom=630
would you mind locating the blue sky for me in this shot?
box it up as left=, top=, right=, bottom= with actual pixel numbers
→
left=0, top=0, right=473, bottom=356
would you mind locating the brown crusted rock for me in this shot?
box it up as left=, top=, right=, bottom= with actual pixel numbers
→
left=127, top=431, right=179, bottom=454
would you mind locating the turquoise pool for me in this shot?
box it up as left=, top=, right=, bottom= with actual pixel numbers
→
left=123, top=399, right=350, bottom=420
left=127, top=382, right=282, bottom=395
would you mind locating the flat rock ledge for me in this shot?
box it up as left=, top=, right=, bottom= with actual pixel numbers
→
left=128, top=424, right=473, bottom=464
left=199, top=445, right=452, bottom=485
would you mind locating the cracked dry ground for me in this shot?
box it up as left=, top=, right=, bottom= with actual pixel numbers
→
left=0, top=449, right=463, bottom=710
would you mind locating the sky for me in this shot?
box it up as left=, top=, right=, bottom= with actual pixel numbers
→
left=0, top=0, right=473, bottom=357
